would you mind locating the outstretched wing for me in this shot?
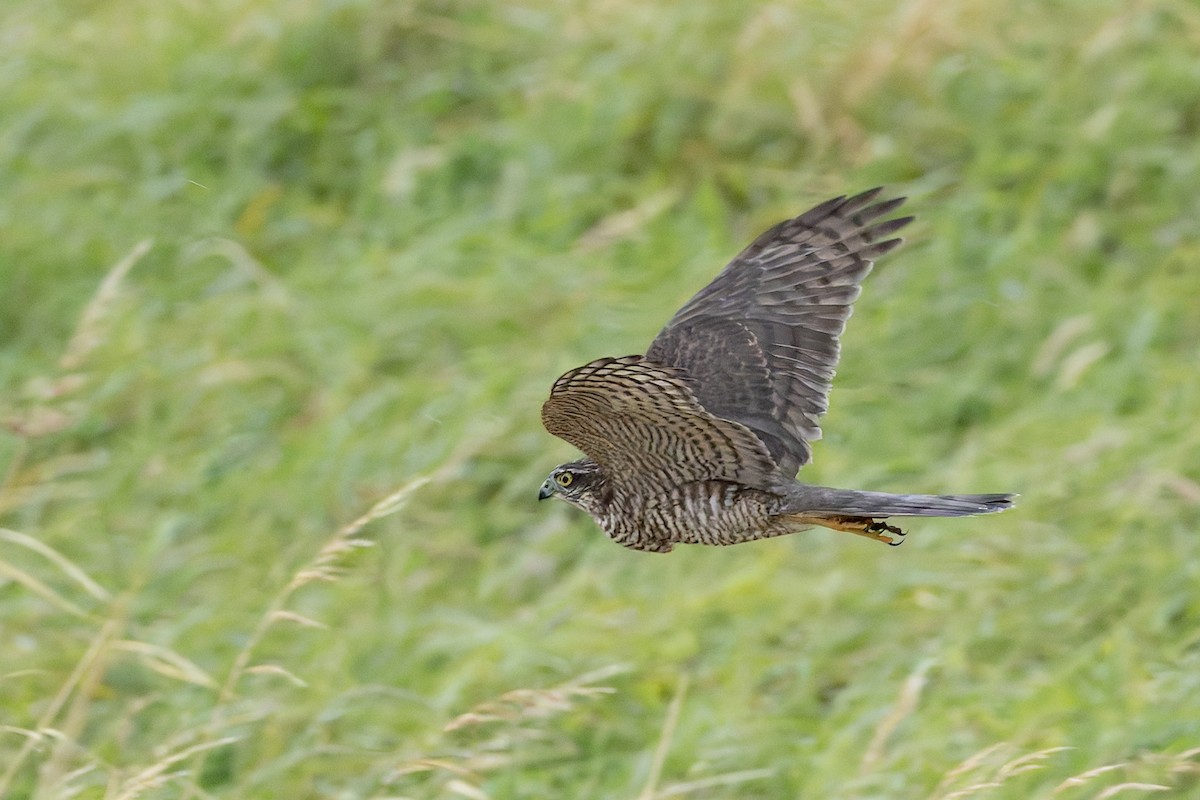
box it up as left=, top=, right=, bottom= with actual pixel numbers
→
left=645, top=188, right=912, bottom=477
left=541, top=356, right=779, bottom=491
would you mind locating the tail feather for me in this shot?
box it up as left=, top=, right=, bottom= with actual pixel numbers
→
left=781, top=486, right=1015, bottom=518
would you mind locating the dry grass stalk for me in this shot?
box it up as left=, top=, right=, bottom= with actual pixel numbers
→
left=930, top=744, right=1200, bottom=799
left=0, top=618, right=122, bottom=796
left=636, top=673, right=690, bottom=800
left=60, top=239, right=153, bottom=371
left=928, top=742, right=1014, bottom=799
left=1093, top=783, right=1171, bottom=799
left=389, top=757, right=482, bottom=781
left=928, top=742, right=1072, bottom=799
left=179, top=467, right=446, bottom=800
left=110, top=640, right=217, bottom=689
left=861, top=658, right=935, bottom=772
left=177, top=420, right=495, bottom=799
left=222, top=474, right=432, bottom=706
left=445, top=665, right=629, bottom=733
left=0, top=557, right=92, bottom=619
left=244, top=663, right=308, bottom=688
left=995, top=747, right=1073, bottom=779
left=575, top=189, right=680, bottom=252
left=1054, top=762, right=1129, bottom=792
left=3, top=239, right=151, bottom=549
left=390, top=665, right=631, bottom=793
left=0, top=528, right=110, bottom=602
left=442, top=667, right=627, bottom=736
left=110, top=736, right=241, bottom=800
left=181, top=238, right=290, bottom=306
left=655, top=768, right=776, bottom=798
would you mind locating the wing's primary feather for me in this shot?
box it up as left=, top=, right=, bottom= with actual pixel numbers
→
left=645, top=188, right=913, bottom=476
left=541, top=356, right=779, bottom=491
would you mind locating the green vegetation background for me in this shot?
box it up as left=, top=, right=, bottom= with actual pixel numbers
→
left=3, top=0, right=1199, bottom=797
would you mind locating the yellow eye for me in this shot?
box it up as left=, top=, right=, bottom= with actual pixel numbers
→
left=556, top=472, right=574, bottom=487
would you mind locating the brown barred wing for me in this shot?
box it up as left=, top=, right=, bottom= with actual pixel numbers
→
left=540, top=356, right=780, bottom=492
left=645, top=188, right=913, bottom=477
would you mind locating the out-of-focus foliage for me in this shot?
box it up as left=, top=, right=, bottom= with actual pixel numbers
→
left=2, top=0, right=1198, bottom=797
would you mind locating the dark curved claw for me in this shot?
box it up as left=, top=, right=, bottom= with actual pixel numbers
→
left=866, top=519, right=906, bottom=546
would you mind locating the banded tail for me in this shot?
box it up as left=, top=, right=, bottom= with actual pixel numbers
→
left=781, top=485, right=1015, bottom=518
left=777, top=485, right=1014, bottom=545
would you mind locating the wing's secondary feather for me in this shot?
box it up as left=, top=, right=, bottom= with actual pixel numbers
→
left=645, top=188, right=913, bottom=476
left=541, top=356, right=779, bottom=491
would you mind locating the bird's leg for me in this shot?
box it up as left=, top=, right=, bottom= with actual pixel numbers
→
left=817, top=516, right=907, bottom=546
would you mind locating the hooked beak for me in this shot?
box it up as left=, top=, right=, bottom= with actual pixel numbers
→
left=538, top=480, right=554, bottom=501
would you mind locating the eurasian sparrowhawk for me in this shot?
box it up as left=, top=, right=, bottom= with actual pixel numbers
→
left=538, top=188, right=1014, bottom=552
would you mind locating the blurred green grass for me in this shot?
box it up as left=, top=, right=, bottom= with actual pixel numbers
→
left=2, top=0, right=1200, bottom=797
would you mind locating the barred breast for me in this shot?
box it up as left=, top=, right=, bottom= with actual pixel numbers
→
left=604, top=481, right=788, bottom=550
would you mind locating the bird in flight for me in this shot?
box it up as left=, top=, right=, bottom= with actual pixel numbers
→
left=538, top=188, right=1014, bottom=552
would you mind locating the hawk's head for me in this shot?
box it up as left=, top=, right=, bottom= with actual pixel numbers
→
left=538, top=459, right=609, bottom=515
